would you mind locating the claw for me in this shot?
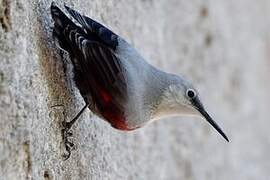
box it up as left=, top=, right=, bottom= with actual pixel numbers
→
left=62, top=147, right=71, bottom=161
left=66, top=141, right=74, bottom=148
left=61, top=126, right=76, bottom=160
left=67, top=131, right=73, bottom=137
left=60, top=103, right=89, bottom=160
left=61, top=133, right=72, bottom=160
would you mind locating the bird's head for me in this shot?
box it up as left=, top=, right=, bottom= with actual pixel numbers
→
left=154, top=75, right=229, bottom=142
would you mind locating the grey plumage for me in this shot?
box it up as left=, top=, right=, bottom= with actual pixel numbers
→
left=51, top=2, right=228, bottom=143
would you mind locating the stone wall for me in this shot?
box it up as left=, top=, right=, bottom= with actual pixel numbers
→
left=0, top=0, right=270, bottom=179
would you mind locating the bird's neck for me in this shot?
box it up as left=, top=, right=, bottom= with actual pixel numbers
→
left=151, top=89, right=198, bottom=121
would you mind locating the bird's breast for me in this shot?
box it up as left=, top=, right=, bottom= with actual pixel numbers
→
left=100, top=104, right=139, bottom=131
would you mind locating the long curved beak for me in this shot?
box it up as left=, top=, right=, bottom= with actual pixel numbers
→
left=191, top=97, right=229, bottom=142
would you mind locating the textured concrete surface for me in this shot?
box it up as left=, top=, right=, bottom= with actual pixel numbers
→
left=1, top=0, right=270, bottom=179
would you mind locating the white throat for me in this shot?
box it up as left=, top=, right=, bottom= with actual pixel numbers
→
left=151, top=88, right=200, bottom=120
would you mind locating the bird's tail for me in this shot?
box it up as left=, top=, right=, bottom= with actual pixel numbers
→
left=64, top=4, right=119, bottom=49
left=51, top=2, right=76, bottom=52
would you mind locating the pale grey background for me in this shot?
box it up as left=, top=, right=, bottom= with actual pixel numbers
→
left=1, top=0, right=270, bottom=179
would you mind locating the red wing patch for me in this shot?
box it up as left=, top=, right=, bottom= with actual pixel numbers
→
left=98, top=88, right=130, bottom=131
left=100, top=89, right=112, bottom=104
left=103, top=110, right=129, bottom=130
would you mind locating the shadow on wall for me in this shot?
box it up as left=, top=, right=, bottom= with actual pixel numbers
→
left=0, top=0, right=11, bottom=32
left=31, top=2, right=79, bottom=144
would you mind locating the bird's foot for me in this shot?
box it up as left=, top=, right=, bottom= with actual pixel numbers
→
left=61, top=122, right=77, bottom=160
left=60, top=104, right=89, bottom=160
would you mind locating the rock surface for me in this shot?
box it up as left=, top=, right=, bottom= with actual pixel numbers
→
left=0, top=0, right=270, bottom=179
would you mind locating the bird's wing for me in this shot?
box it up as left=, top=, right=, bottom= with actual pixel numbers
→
left=64, top=5, right=119, bottom=50
left=51, top=4, right=128, bottom=121
left=79, top=40, right=127, bottom=108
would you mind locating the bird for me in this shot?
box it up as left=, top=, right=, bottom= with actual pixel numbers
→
left=50, top=2, right=229, bottom=159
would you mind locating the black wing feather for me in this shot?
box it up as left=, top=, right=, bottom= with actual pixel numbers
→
left=64, top=5, right=119, bottom=50
left=51, top=3, right=127, bottom=112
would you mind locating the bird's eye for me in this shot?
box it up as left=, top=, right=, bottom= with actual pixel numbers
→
left=186, top=89, right=196, bottom=99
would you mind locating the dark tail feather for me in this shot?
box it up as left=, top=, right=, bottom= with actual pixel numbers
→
left=64, top=5, right=99, bottom=33
left=64, top=5, right=119, bottom=49
left=51, top=2, right=76, bottom=52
